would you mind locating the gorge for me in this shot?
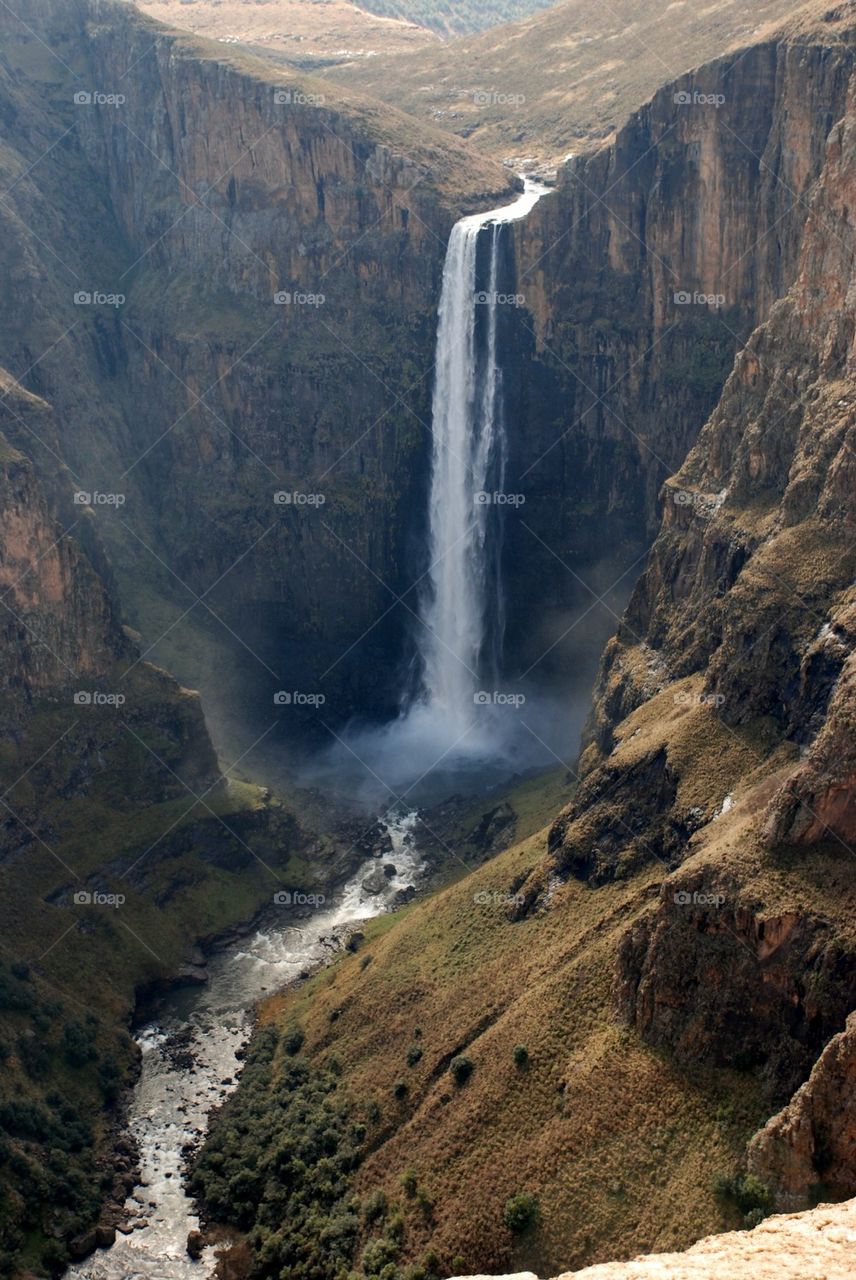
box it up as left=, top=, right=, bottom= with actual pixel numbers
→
left=0, top=1, right=854, bottom=1279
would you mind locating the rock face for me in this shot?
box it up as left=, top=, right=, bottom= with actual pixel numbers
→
left=0, top=0, right=514, bottom=745
left=748, top=1014, right=856, bottom=1210
left=498, top=26, right=856, bottom=687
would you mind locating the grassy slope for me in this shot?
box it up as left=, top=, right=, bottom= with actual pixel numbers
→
left=326, top=0, right=812, bottom=162
left=231, top=673, right=851, bottom=1278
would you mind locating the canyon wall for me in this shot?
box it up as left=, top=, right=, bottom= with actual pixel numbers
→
left=0, top=0, right=513, bottom=750
left=496, top=23, right=856, bottom=685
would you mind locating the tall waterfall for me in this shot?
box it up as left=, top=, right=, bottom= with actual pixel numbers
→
left=323, top=180, right=549, bottom=800
left=416, top=181, right=547, bottom=737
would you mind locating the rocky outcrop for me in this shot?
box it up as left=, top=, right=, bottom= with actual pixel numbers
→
left=764, top=611, right=856, bottom=847
left=748, top=1012, right=856, bottom=1210
left=615, top=883, right=856, bottom=1101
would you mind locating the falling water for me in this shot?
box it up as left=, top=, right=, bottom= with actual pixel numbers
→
left=319, top=180, right=551, bottom=800
left=415, top=181, right=548, bottom=735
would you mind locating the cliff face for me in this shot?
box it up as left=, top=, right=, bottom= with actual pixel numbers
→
left=0, top=0, right=514, bottom=749
left=495, top=27, right=856, bottom=684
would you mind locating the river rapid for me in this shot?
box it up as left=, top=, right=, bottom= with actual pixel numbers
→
left=65, top=810, right=422, bottom=1280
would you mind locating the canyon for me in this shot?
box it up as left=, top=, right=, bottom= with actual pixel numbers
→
left=0, top=0, right=854, bottom=1277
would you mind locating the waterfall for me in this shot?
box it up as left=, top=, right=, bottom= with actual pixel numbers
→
left=416, top=181, right=548, bottom=735
left=321, top=179, right=550, bottom=800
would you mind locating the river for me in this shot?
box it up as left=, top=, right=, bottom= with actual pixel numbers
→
left=65, top=810, right=422, bottom=1279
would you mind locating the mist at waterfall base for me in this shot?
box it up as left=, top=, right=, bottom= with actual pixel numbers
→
left=308, top=182, right=588, bottom=808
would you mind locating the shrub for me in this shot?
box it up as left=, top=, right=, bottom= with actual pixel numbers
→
left=415, top=1187, right=433, bottom=1219
left=406, top=1045, right=423, bottom=1068
left=512, top=1044, right=529, bottom=1068
left=504, top=1190, right=539, bottom=1234
left=713, top=1171, right=773, bottom=1227
left=283, top=1026, right=305, bottom=1055
left=400, top=1169, right=418, bottom=1197
left=393, top=1079, right=408, bottom=1100
left=361, top=1235, right=399, bottom=1275
left=449, top=1055, right=473, bottom=1085
left=363, top=1189, right=388, bottom=1225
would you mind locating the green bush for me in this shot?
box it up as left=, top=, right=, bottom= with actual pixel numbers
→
left=512, top=1044, right=529, bottom=1068
left=504, top=1190, right=539, bottom=1234
left=713, top=1171, right=773, bottom=1227
left=283, top=1025, right=305, bottom=1055
left=449, top=1055, right=473, bottom=1086
left=393, top=1079, right=408, bottom=1100
left=406, top=1045, right=423, bottom=1067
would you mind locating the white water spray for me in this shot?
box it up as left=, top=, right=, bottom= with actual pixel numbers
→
left=324, top=181, right=551, bottom=798
left=418, top=183, right=545, bottom=726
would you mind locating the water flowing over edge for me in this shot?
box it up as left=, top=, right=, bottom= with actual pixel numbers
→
left=329, top=180, right=552, bottom=800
